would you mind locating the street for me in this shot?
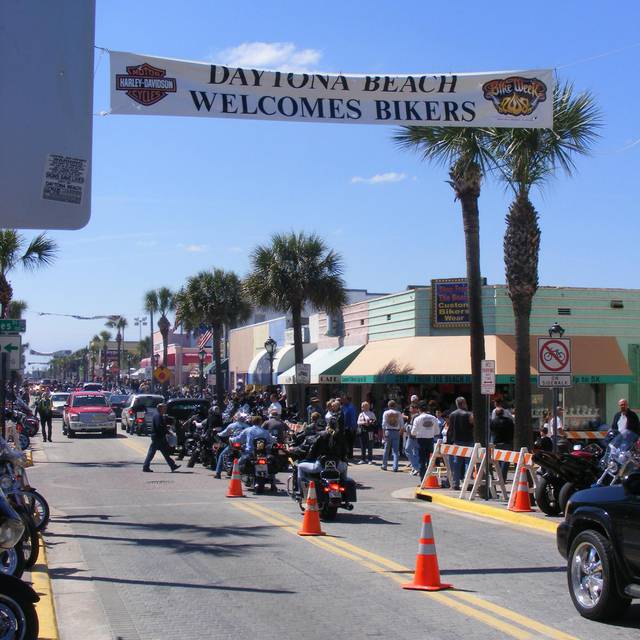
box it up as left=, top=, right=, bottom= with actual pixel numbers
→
left=28, top=419, right=639, bottom=640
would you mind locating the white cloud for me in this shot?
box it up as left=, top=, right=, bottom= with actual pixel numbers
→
left=350, top=172, right=408, bottom=185
left=216, top=42, right=322, bottom=72
left=180, top=244, right=207, bottom=253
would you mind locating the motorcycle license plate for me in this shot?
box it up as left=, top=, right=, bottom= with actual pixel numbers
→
left=256, top=464, right=268, bottom=476
left=329, top=490, right=341, bottom=498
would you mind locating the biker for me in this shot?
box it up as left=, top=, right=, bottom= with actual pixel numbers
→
left=296, top=418, right=348, bottom=490
left=213, top=412, right=251, bottom=479
left=262, top=407, right=288, bottom=443
left=231, top=416, right=276, bottom=490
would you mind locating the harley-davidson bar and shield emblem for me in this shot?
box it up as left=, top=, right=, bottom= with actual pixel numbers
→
left=115, top=63, right=177, bottom=106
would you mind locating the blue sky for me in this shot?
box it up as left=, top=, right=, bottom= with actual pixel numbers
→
left=13, top=0, right=640, bottom=364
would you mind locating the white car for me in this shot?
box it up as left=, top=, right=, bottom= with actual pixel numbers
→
left=121, top=394, right=164, bottom=433
left=50, top=392, right=70, bottom=418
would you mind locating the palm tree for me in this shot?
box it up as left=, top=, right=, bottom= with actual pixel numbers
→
left=245, top=232, right=346, bottom=412
left=156, top=287, right=174, bottom=371
left=395, top=128, right=494, bottom=441
left=143, top=289, right=159, bottom=371
left=6, top=299, right=27, bottom=319
left=0, top=230, right=57, bottom=318
left=490, top=83, right=601, bottom=449
left=99, top=330, right=111, bottom=383
left=175, top=269, right=251, bottom=402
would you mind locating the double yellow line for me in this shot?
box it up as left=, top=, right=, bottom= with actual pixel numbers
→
left=233, top=500, right=579, bottom=640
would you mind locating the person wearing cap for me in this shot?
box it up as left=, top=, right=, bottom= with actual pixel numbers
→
left=263, top=407, right=288, bottom=443
left=306, top=396, right=322, bottom=424
left=214, top=412, right=251, bottom=479
left=143, top=403, right=180, bottom=472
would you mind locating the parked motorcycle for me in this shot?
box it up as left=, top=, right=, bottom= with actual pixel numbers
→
left=532, top=443, right=604, bottom=515
left=186, top=425, right=222, bottom=469
left=594, top=430, right=640, bottom=487
left=288, top=456, right=356, bottom=521
left=0, top=488, right=26, bottom=579
left=0, top=573, right=40, bottom=639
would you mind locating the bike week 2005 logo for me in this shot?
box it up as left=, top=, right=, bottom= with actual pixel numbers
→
left=482, top=76, right=547, bottom=117
left=115, top=63, right=177, bottom=106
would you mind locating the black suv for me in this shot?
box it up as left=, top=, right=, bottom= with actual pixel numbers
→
left=557, top=471, right=640, bottom=620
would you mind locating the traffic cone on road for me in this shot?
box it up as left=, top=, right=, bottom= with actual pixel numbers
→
left=402, top=514, right=452, bottom=591
left=226, top=458, right=244, bottom=498
left=422, top=473, right=440, bottom=489
left=297, top=481, right=326, bottom=536
left=509, top=466, right=533, bottom=512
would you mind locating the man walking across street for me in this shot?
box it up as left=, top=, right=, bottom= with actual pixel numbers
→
left=449, top=396, right=474, bottom=491
left=143, top=403, right=180, bottom=472
left=38, top=387, right=53, bottom=442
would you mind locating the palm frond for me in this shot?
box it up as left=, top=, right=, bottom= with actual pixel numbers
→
left=143, top=290, right=159, bottom=314
left=156, top=287, right=174, bottom=315
left=0, top=230, right=21, bottom=274
left=21, top=233, right=58, bottom=271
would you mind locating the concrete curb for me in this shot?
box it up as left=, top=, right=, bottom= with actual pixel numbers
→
left=30, top=535, right=59, bottom=640
left=415, top=489, right=559, bottom=535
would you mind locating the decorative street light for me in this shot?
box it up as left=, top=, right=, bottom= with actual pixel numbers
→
left=152, top=353, right=160, bottom=392
left=134, top=316, right=148, bottom=341
left=198, top=348, right=206, bottom=397
left=264, top=337, right=277, bottom=389
left=548, top=322, right=566, bottom=453
left=116, top=330, right=123, bottom=385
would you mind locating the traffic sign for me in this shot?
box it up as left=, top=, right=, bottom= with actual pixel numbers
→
left=0, top=319, right=26, bottom=333
left=480, top=360, right=496, bottom=395
left=295, top=364, right=311, bottom=385
left=537, top=338, right=571, bottom=374
left=538, top=374, right=572, bottom=388
left=0, top=336, right=21, bottom=370
left=154, top=366, right=171, bottom=384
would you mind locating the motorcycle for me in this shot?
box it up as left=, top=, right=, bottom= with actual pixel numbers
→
left=288, top=456, right=357, bottom=521
left=0, top=573, right=39, bottom=639
left=594, top=430, right=640, bottom=487
left=532, top=443, right=604, bottom=515
left=186, top=424, right=223, bottom=469
left=0, top=488, right=26, bottom=579
left=241, top=439, right=276, bottom=494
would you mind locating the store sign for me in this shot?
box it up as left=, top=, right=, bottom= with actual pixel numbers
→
left=431, top=279, right=470, bottom=328
left=319, top=375, right=341, bottom=384
left=110, top=51, right=553, bottom=128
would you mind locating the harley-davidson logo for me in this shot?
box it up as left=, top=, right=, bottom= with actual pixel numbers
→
left=482, top=76, right=547, bottom=117
left=115, top=63, right=177, bottom=106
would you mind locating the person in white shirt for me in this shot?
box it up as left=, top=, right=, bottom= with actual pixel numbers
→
left=411, top=401, right=439, bottom=480
left=543, top=406, right=564, bottom=438
left=267, top=392, right=282, bottom=416
left=357, top=401, right=377, bottom=464
left=381, top=400, right=404, bottom=472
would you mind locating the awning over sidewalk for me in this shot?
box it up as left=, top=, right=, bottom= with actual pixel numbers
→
left=340, top=335, right=632, bottom=384
left=247, top=344, right=316, bottom=386
left=277, top=345, right=365, bottom=384
left=203, top=359, right=228, bottom=376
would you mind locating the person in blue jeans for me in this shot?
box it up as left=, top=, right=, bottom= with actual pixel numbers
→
left=381, top=400, right=404, bottom=472
left=214, top=414, right=251, bottom=479
left=448, top=397, right=475, bottom=490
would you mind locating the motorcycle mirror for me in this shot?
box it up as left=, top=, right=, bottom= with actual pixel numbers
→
left=573, top=445, right=582, bottom=451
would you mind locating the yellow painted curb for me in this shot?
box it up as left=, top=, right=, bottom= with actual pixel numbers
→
left=30, top=536, right=59, bottom=640
left=415, top=489, right=559, bottom=535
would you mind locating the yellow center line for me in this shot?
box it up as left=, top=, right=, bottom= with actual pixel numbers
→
left=234, top=500, right=580, bottom=640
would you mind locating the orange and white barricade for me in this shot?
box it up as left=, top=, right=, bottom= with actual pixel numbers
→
left=469, top=445, right=509, bottom=501
left=565, top=430, right=608, bottom=440
left=419, top=440, right=481, bottom=498
left=507, top=447, right=536, bottom=510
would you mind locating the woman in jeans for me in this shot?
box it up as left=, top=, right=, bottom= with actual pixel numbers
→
left=357, top=401, right=377, bottom=464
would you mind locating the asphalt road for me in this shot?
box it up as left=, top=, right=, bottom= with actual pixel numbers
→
left=28, top=419, right=640, bottom=640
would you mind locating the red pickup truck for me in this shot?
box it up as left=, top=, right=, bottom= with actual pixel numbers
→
left=62, top=392, right=117, bottom=438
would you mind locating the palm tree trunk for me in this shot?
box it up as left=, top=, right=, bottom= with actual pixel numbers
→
left=212, top=323, right=224, bottom=403
left=148, top=310, right=154, bottom=390
left=453, top=160, right=486, bottom=443
left=513, top=302, right=533, bottom=449
left=291, top=306, right=305, bottom=416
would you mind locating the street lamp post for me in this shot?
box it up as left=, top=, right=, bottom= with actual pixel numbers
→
left=264, top=337, right=277, bottom=390
left=134, top=316, right=148, bottom=341
left=548, top=322, right=566, bottom=454
left=153, top=353, right=160, bottom=392
left=198, top=348, right=206, bottom=397
left=116, top=330, right=122, bottom=385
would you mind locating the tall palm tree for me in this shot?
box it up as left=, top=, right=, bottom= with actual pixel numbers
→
left=0, top=230, right=57, bottom=318
left=245, top=232, right=346, bottom=411
left=395, top=128, right=494, bottom=441
left=116, top=317, right=128, bottom=382
left=490, top=83, right=601, bottom=449
left=6, top=299, right=27, bottom=319
left=175, top=269, right=251, bottom=402
left=156, top=287, right=174, bottom=372
left=143, top=289, right=159, bottom=371
left=99, top=330, right=111, bottom=383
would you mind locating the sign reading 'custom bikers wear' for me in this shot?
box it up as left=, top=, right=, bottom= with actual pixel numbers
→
left=431, top=279, right=470, bottom=328
left=110, top=51, right=554, bottom=128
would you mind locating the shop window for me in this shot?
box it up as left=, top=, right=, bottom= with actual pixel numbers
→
left=629, top=344, right=640, bottom=410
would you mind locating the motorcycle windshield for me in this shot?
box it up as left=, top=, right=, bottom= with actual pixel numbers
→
left=609, top=430, right=639, bottom=452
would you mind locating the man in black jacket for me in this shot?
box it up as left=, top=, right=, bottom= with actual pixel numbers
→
left=610, top=399, right=640, bottom=435
left=143, top=404, right=180, bottom=472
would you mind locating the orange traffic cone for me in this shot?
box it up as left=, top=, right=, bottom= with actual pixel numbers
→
left=509, top=466, right=533, bottom=512
left=226, top=458, right=244, bottom=498
left=298, top=481, right=326, bottom=536
left=402, top=514, right=452, bottom=591
left=423, top=473, right=440, bottom=489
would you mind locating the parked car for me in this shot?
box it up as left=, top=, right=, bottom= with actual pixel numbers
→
left=82, top=382, right=103, bottom=392
left=121, top=394, right=164, bottom=434
left=50, top=392, right=70, bottom=418
left=109, top=394, right=129, bottom=419
left=166, top=398, right=210, bottom=424
left=62, top=392, right=117, bottom=438
left=557, top=471, right=640, bottom=621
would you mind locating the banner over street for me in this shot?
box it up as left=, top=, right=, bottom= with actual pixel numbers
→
left=110, top=51, right=554, bottom=128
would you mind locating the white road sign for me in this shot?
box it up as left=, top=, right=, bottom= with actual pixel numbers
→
left=295, top=364, right=311, bottom=385
left=481, top=359, right=496, bottom=395
left=0, top=336, right=22, bottom=370
left=538, top=374, right=572, bottom=388
left=537, top=338, right=571, bottom=375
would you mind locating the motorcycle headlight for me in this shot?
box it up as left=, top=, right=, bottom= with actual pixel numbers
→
left=0, top=519, right=25, bottom=549
left=0, top=475, right=13, bottom=491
